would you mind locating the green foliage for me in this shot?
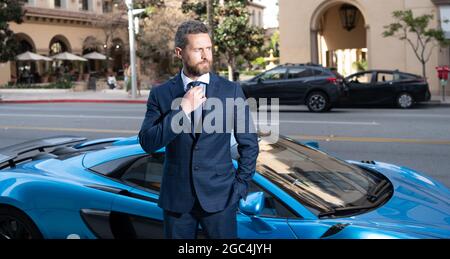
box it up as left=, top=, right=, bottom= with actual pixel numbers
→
left=269, top=30, right=280, bottom=57
left=182, top=0, right=265, bottom=72
left=0, top=0, right=25, bottom=62
left=352, top=59, right=368, bottom=72
left=383, top=10, right=450, bottom=79
left=251, top=57, right=266, bottom=68
left=136, top=3, right=186, bottom=78
left=241, top=69, right=262, bottom=76
left=1, top=80, right=73, bottom=89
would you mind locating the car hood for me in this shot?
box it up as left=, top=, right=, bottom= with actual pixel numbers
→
left=347, top=161, right=450, bottom=238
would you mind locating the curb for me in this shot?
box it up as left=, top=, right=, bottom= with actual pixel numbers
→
left=422, top=101, right=450, bottom=106
left=0, top=99, right=147, bottom=104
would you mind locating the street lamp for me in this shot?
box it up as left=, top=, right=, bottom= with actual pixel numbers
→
left=124, top=0, right=145, bottom=99
left=339, top=4, right=358, bottom=31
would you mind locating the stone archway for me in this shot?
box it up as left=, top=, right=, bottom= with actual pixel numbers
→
left=13, top=33, right=38, bottom=83
left=49, top=34, right=72, bottom=55
left=49, top=35, right=73, bottom=80
left=310, top=0, right=369, bottom=76
left=82, top=36, right=102, bottom=73
left=14, top=33, right=36, bottom=53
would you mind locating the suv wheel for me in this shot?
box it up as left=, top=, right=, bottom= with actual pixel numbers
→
left=306, top=92, right=330, bottom=112
left=397, top=92, right=414, bottom=109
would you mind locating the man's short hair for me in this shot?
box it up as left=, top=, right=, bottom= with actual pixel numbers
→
left=175, top=20, right=210, bottom=49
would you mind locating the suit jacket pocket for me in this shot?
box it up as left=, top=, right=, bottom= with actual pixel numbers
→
left=215, top=163, right=235, bottom=176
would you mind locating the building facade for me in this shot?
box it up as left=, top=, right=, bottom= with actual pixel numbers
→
left=248, top=0, right=266, bottom=28
left=279, top=0, right=450, bottom=96
left=0, top=0, right=129, bottom=85
left=0, top=0, right=267, bottom=85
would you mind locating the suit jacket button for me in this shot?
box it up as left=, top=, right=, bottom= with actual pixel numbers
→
left=194, top=166, right=199, bottom=170
left=194, top=146, right=199, bottom=150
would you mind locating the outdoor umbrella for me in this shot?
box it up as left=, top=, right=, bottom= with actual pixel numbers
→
left=82, top=51, right=112, bottom=60
left=50, top=52, right=88, bottom=61
left=16, top=51, right=52, bottom=61
left=15, top=51, right=52, bottom=84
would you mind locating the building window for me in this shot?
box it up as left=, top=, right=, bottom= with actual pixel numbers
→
left=251, top=10, right=255, bottom=26
left=55, top=0, right=61, bottom=8
left=103, top=0, right=112, bottom=13
left=258, top=11, right=262, bottom=27
left=79, top=0, right=89, bottom=11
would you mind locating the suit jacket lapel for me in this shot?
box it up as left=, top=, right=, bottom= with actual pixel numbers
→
left=198, top=73, right=219, bottom=140
left=168, top=72, right=196, bottom=140
left=169, top=72, right=185, bottom=100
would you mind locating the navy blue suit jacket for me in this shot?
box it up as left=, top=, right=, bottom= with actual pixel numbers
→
left=139, top=72, right=259, bottom=213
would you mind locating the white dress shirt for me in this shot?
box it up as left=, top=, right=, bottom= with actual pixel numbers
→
left=180, top=69, right=210, bottom=130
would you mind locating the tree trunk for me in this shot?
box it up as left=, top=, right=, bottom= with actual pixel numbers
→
left=227, top=55, right=235, bottom=81
left=228, top=64, right=233, bottom=81
left=422, top=61, right=427, bottom=82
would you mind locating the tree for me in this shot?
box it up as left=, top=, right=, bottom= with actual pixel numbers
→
left=383, top=10, right=450, bottom=81
left=182, top=0, right=264, bottom=80
left=91, top=11, right=127, bottom=69
left=269, top=30, right=279, bottom=57
left=0, top=0, right=25, bottom=62
left=136, top=3, right=188, bottom=78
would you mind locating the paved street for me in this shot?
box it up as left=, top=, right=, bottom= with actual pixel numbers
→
left=0, top=102, right=449, bottom=187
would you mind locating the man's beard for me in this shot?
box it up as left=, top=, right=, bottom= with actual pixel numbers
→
left=184, top=59, right=212, bottom=77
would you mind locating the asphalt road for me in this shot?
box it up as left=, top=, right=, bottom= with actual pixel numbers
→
left=0, top=102, right=449, bottom=187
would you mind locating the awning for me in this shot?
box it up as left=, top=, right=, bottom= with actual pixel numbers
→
left=51, top=52, right=88, bottom=61
left=82, top=51, right=112, bottom=60
left=16, top=51, right=52, bottom=61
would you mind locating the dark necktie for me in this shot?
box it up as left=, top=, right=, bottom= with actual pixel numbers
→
left=186, top=81, right=204, bottom=137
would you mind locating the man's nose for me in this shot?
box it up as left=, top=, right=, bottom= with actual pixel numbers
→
left=200, top=50, right=207, bottom=59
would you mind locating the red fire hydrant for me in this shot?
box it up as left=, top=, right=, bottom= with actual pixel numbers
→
left=436, top=65, right=449, bottom=101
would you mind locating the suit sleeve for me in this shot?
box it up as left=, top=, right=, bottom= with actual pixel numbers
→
left=233, top=83, right=259, bottom=200
left=139, top=88, right=189, bottom=153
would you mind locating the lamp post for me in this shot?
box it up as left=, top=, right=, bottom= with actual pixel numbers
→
left=124, top=0, right=145, bottom=99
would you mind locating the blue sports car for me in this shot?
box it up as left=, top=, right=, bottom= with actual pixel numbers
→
left=0, top=135, right=449, bottom=239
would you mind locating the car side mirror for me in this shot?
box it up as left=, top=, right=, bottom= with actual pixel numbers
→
left=257, top=77, right=264, bottom=84
left=239, top=191, right=265, bottom=216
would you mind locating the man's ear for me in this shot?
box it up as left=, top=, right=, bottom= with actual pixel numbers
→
left=175, top=47, right=183, bottom=59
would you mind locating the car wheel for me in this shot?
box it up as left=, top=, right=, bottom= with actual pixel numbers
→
left=0, top=207, right=42, bottom=239
left=306, top=92, right=330, bottom=112
left=397, top=92, right=414, bottom=109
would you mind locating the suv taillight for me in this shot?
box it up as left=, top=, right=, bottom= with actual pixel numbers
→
left=327, top=77, right=337, bottom=84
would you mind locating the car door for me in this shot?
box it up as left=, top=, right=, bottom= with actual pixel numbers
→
left=283, top=67, right=315, bottom=103
left=237, top=181, right=298, bottom=239
left=111, top=152, right=297, bottom=239
left=372, top=71, right=397, bottom=104
left=345, top=71, right=376, bottom=105
left=109, top=153, right=165, bottom=238
left=250, top=67, right=287, bottom=101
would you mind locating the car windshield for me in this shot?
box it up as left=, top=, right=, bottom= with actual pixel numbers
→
left=256, top=137, right=388, bottom=216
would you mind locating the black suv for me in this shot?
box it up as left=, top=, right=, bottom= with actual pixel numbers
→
left=240, top=63, right=343, bottom=112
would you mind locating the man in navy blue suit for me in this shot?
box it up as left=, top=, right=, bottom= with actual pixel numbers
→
left=138, top=20, right=258, bottom=239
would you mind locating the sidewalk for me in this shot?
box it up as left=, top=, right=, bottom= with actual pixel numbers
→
left=0, top=88, right=449, bottom=105
left=0, top=88, right=149, bottom=104
left=429, top=95, right=450, bottom=105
